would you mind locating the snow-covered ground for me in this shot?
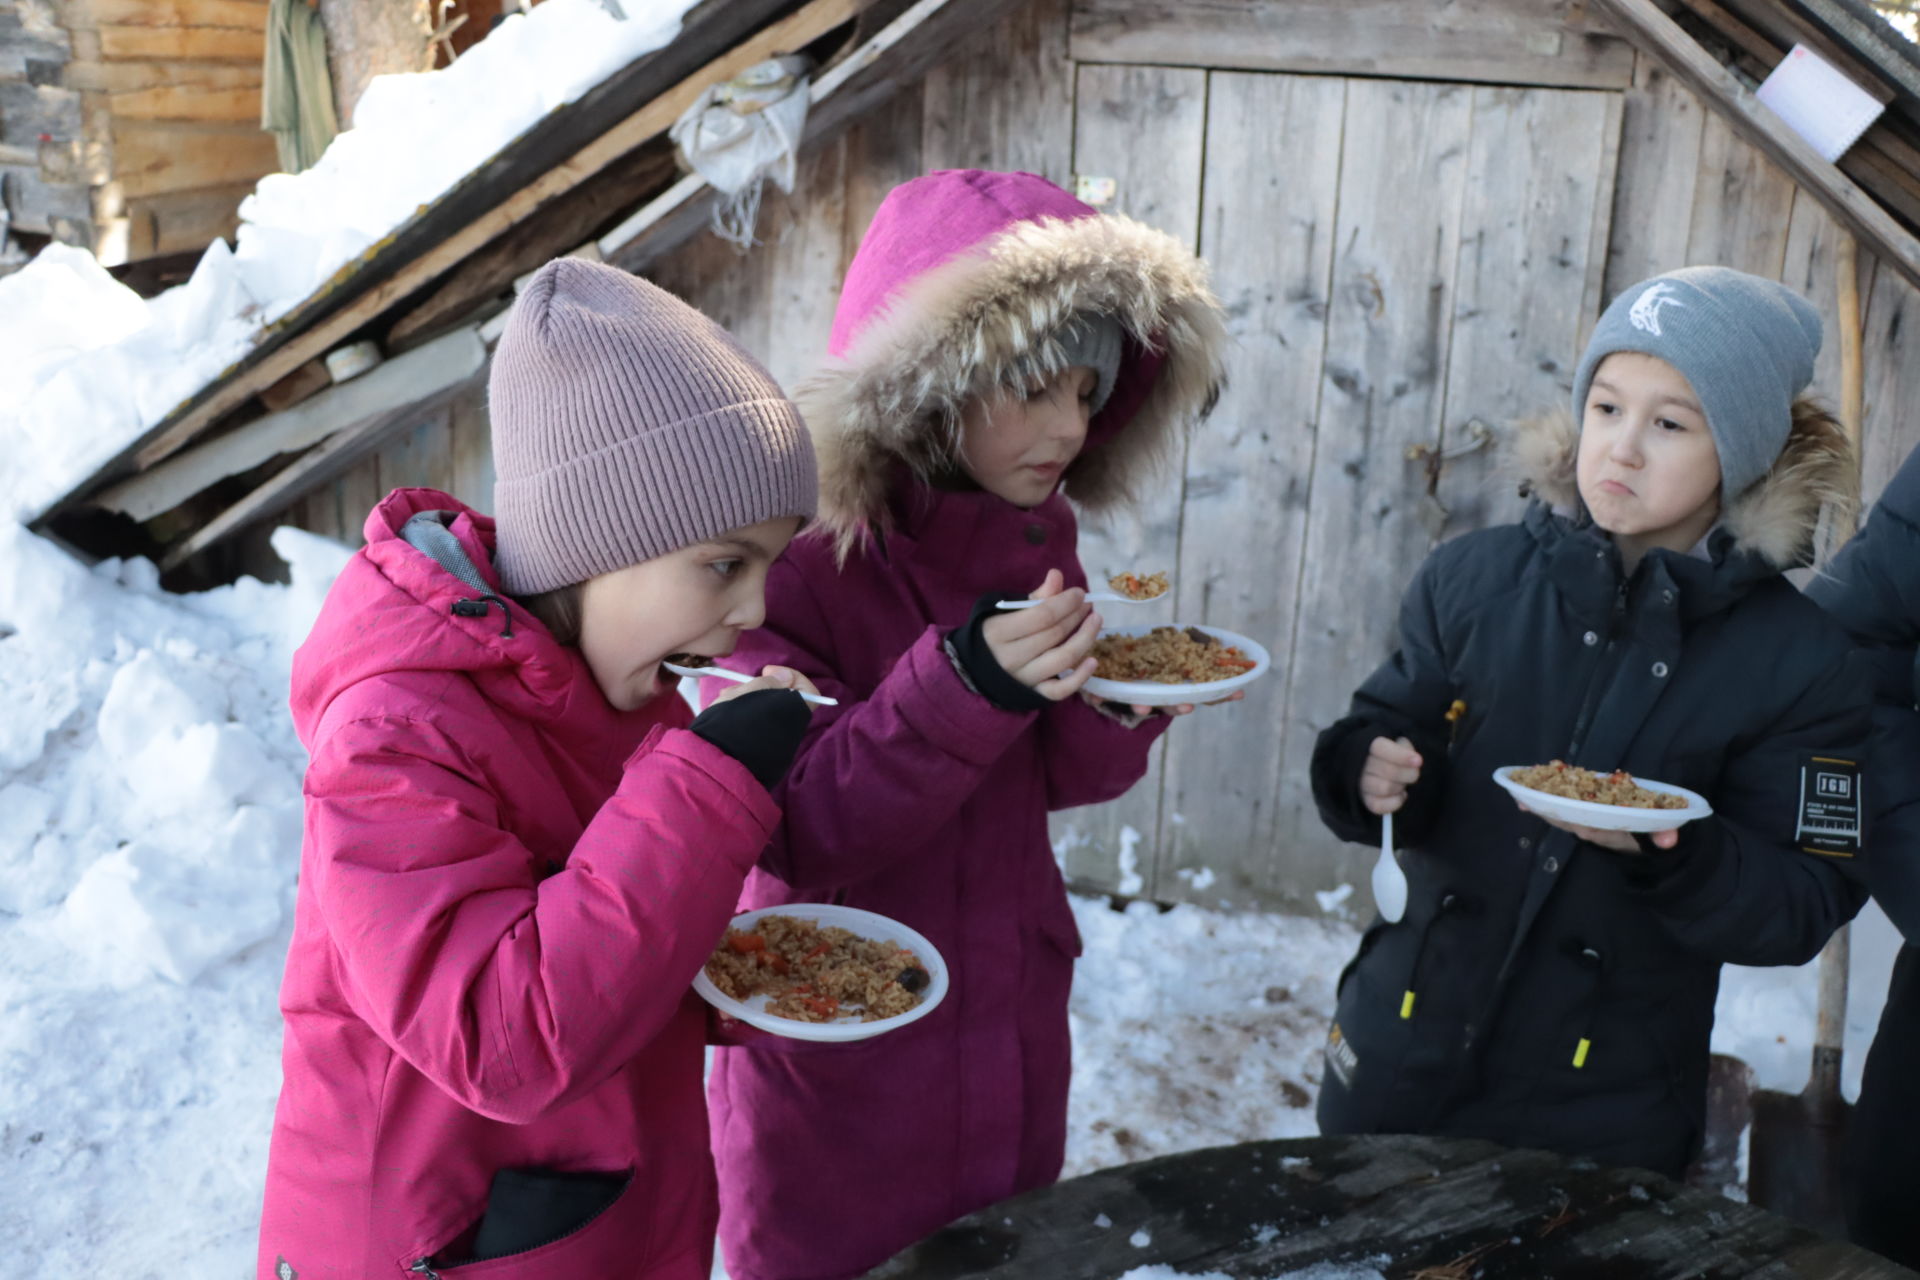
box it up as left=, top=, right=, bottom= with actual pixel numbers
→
left=0, top=0, right=698, bottom=525
left=0, top=515, right=1905, bottom=1277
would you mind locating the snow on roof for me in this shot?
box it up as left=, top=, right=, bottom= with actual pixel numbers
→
left=0, top=0, right=699, bottom=524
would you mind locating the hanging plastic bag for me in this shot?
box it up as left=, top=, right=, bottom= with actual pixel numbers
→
left=669, top=55, right=812, bottom=249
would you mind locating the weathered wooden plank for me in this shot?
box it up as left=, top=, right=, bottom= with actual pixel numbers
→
left=1067, top=0, right=1638, bottom=91
left=1435, top=86, right=1623, bottom=544
left=107, top=84, right=259, bottom=122
left=920, top=0, right=1072, bottom=179
left=62, top=0, right=269, bottom=31
left=1268, top=78, right=1474, bottom=916
left=93, top=328, right=486, bottom=521
left=446, top=379, right=495, bottom=513
left=109, top=120, right=276, bottom=199
left=1047, top=61, right=1205, bottom=902
left=762, top=134, right=849, bottom=393
left=1857, top=257, right=1920, bottom=509
left=870, top=1135, right=1920, bottom=1279
left=1780, top=186, right=1874, bottom=423
left=1604, top=56, right=1706, bottom=302
left=1685, top=107, right=1798, bottom=278
left=55, top=60, right=262, bottom=94
left=839, top=74, right=924, bottom=267
left=376, top=407, right=455, bottom=496
left=1590, top=0, right=1920, bottom=295
left=1150, top=70, right=1343, bottom=910
left=334, top=455, right=385, bottom=546
left=95, top=25, right=262, bottom=61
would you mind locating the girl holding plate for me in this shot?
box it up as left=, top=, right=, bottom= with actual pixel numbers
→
left=1310, top=267, right=1873, bottom=1178
left=702, top=169, right=1232, bottom=1280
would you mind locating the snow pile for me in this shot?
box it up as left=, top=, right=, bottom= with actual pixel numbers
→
left=0, top=520, right=351, bottom=1275
left=0, top=0, right=698, bottom=523
left=1064, top=895, right=1359, bottom=1175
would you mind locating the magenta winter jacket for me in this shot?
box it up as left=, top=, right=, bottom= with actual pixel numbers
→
left=708, top=170, right=1230, bottom=1280
left=257, top=488, right=779, bottom=1280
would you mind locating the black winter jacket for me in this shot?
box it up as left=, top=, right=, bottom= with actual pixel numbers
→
left=1311, top=413, right=1872, bottom=1177
left=1807, top=444, right=1920, bottom=943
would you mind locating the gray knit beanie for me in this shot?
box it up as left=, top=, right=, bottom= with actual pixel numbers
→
left=1057, top=314, right=1124, bottom=414
left=489, top=258, right=817, bottom=596
left=1571, top=266, right=1822, bottom=500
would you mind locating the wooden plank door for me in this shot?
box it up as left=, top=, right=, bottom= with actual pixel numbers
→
left=1065, top=74, right=1625, bottom=912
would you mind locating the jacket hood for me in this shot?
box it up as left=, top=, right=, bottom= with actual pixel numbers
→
left=799, top=169, right=1230, bottom=559
left=1509, top=404, right=1857, bottom=572
left=290, top=487, right=590, bottom=746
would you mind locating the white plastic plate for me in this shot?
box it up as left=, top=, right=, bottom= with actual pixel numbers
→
left=1492, top=765, right=1712, bottom=833
left=1082, top=623, right=1272, bottom=709
left=692, top=904, right=948, bottom=1043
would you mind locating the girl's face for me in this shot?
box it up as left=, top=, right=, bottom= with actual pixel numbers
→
left=957, top=365, right=1098, bottom=508
left=576, top=515, right=802, bottom=712
left=1577, top=352, right=1723, bottom=556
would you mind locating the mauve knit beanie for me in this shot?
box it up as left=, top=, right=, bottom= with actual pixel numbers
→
left=489, top=258, right=817, bottom=596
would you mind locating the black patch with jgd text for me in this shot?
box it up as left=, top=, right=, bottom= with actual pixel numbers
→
left=1795, top=753, right=1863, bottom=858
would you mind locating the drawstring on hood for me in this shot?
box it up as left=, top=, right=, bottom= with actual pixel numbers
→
left=405, top=510, right=515, bottom=638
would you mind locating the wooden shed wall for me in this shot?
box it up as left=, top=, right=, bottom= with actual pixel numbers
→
left=282, top=0, right=1920, bottom=914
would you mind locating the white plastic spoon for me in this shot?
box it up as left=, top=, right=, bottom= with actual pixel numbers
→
left=994, top=592, right=1167, bottom=608
left=663, top=660, right=838, bottom=706
left=1373, top=809, right=1407, bottom=923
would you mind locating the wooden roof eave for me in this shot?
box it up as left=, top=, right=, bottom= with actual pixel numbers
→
left=1596, top=0, right=1920, bottom=295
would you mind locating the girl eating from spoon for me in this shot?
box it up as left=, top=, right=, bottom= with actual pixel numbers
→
left=702, top=169, right=1231, bottom=1280
left=1309, top=267, right=1872, bottom=1179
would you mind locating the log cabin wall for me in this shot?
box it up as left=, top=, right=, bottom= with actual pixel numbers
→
left=1, top=0, right=279, bottom=262
left=278, top=0, right=1920, bottom=913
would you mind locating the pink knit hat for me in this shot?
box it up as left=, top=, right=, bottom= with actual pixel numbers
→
left=489, top=258, right=818, bottom=596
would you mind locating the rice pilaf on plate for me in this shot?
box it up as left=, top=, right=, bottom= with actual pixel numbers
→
left=1509, top=760, right=1687, bottom=810
left=704, top=914, right=932, bottom=1024
left=1092, top=625, right=1258, bottom=684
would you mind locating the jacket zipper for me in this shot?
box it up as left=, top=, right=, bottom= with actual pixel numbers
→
left=1564, top=579, right=1629, bottom=760
left=408, top=1261, right=441, bottom=1279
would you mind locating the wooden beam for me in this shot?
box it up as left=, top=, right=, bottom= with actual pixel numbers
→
left=95, top=327, right=485, bottom=523
left=95, top=26, right=263, bottom=61
left=1592, top=0, right=1920, bottom=293
left=26, top=0, right=797, bottom=537
left=1066, top=0, right=1638, bottom=91
left=108, top=84, right=260, bottom=123
left=158, top=333, right=488, bottom=569
left=61, top=0, right=270, bottom=31
left=109, top=121, right=276, bottom=199
left=604, top=0, right=1007, bottom=272
left=58, top=60, right=263, bottom=94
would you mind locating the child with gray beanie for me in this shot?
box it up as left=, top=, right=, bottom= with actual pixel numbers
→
left=1309, top=265, right=1872, bottom=1181
left=259, top=258, right=820, bottom=1280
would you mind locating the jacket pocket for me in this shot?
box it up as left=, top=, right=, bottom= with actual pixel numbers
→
left=418, top=1167, right=637, bottom=1275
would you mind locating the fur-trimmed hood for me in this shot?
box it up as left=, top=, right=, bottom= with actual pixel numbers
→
left=1510, top=404, right=1857, bottom=570
left=797, top=170, right=1230, bottom=558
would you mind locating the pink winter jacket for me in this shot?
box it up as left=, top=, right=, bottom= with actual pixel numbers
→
left=707, top=170, right=1230, bottom=1280
left=257, top=488, right=779, bottom=1280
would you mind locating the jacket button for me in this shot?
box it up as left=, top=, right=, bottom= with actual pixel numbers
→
left=1544, top=856, right=1561, bottom=873
left=1583, top=631, right=1598, bottom=646
left=1025, top=523, right=1048, bottom=545
left=1519, top=836, right=1532, bottom=850
left=1652, top=661, right=1669, bottom=678
left=1662, top=589, right=1676, bottom=606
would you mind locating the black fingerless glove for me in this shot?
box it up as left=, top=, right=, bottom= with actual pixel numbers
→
left=945, top=592, right=1051, bottom=713
left=689, top=688, right=811, bottom=791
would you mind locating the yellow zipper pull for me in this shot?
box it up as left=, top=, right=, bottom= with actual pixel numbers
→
left=1572, top=1037, right=1591, bottom=1068
left=1400, top=990, right=1417, bottom=1020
